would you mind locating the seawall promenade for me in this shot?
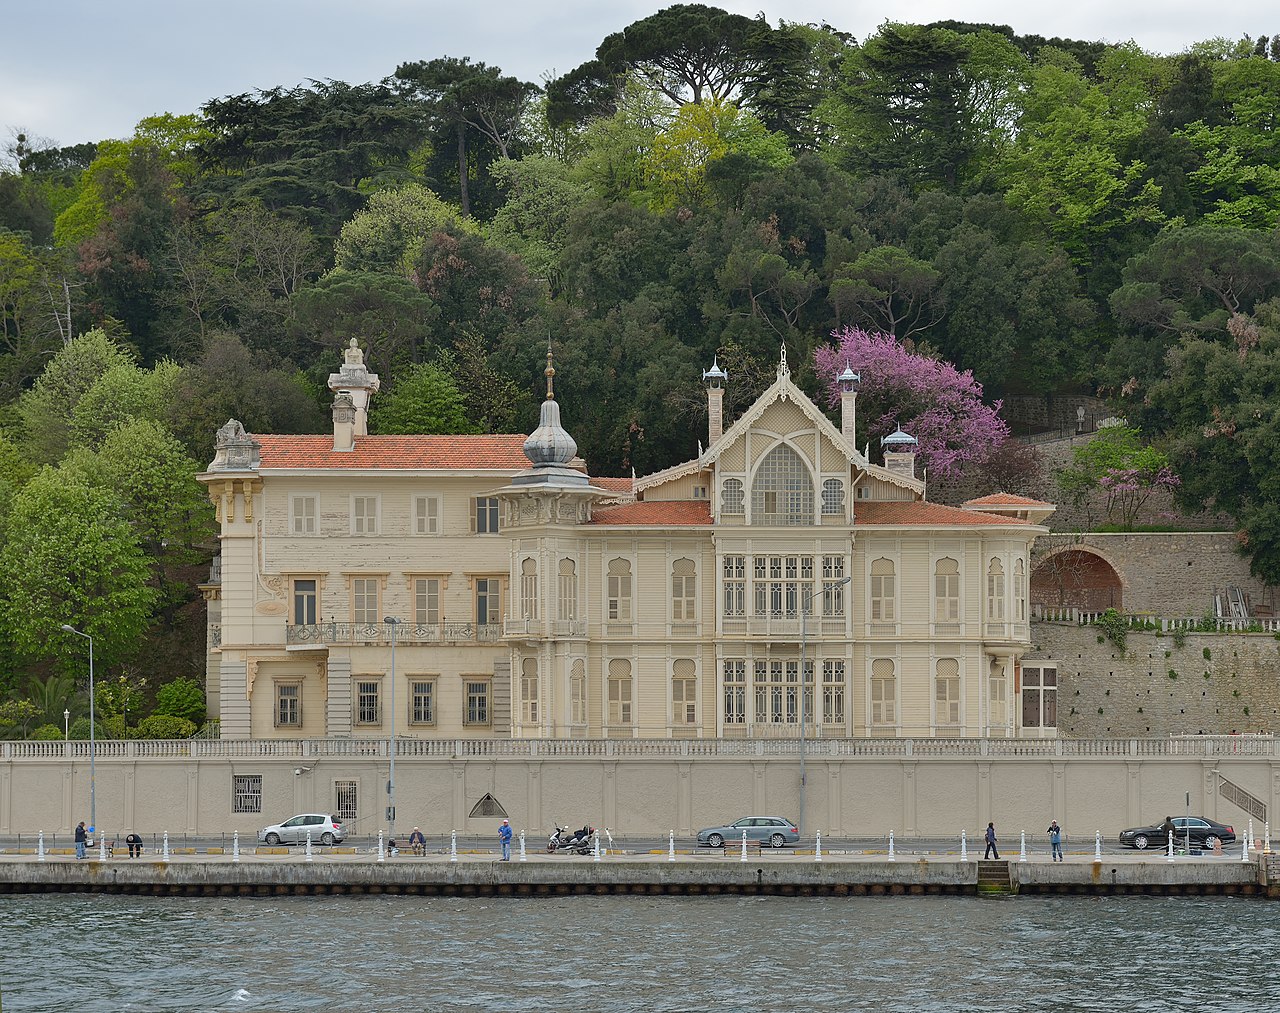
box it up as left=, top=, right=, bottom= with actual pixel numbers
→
left=0, top=851, right=1272, bottom=898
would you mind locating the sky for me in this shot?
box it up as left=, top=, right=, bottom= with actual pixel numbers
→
left=2, top=0, right=1276, bottom=149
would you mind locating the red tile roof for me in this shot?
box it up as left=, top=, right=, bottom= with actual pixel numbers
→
left=963, top=493, right=1054, bottom=508
left=589, top=501, right=711, bottom=526
left=590, top=476, right=634, bottom=493
left=855, top=501, right=1029, bottom=526
left=255, top=435, right=530, bottom=470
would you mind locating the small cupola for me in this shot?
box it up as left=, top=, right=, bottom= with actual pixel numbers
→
left=881, top=427, right=918, bottom=479
left=702, top=357, right=728, bottom=446
left=514, top=345, right=588, bottom=488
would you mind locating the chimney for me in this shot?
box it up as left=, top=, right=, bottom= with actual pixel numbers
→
left=326, top=338, right=380, bottom=440
left=881, top=428, right=918, bottom=479
left=332, top=391, right=356, bottom=452
left=702, top=357, right=728, bottom=446
left=837, top=362, right=860, bottom=452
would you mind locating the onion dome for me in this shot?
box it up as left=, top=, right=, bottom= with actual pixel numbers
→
left=523, top=346, right=578, bottom=466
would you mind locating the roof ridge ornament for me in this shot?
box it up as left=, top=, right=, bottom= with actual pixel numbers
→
left=545, top=340, right=556, bottom=400
left=778, top=343, right=789, bottom=377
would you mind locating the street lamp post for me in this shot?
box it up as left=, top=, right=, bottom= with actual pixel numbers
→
left=798, top=575, right=853, bottom=840
left=60, top=625, right=95, bottom=836
left=63, top=709, right=69, bottom=741
left=383, top=617, right=401, bottom=846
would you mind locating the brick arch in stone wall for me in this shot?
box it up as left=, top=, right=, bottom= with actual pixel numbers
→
left=1031, top=547, right=1126, bottom=612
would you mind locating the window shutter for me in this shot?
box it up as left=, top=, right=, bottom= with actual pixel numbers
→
left=469, top=497, right=477, bottom=533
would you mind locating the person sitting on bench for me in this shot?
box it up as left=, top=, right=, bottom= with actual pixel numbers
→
left=408, top=827, right=426, bottom=856
left=125, top=832, right=143, bottom=858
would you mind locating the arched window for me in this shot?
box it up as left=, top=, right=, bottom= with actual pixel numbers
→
left=934, top=558, right=959, bottom=622
left=671, top=558, right=697, bottom=621
left=870, top=558, right=896, bottom=622
left=607, top=558, right=632, bottom=621
left=751, top=444, right=813, bottom=525
left=520, top=558, right=537, bottom=621
left=935, top=658, right=960, bottom=730
left=672, top=659, right=696, bottom=724
left=1014, top=559, right=1026, bottom=621
left=721, top=478, right=744, bottom=514
left=608, top=658, right=633, bottom=725
left=521, top=657, right=538, bottom=724
left=821, top=478, right=844, bottom=515
left=871, top=659, right=896, bottom=728
left=569, top=660, right=586, bottom=726
left=558, top=558, right=577, bottom=621
left=987, top=558, right=1006, bottom=620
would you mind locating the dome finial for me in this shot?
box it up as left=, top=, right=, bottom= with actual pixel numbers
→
left=545, top=340, right=556, bottom=401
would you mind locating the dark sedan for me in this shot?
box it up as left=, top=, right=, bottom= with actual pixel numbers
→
left=1118, top=817, right=1235, bottom=851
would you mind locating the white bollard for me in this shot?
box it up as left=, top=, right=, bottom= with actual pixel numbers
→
left=377, top=830, right=385, bottom=862
left=162, top=831, right=170, bottom=864
left=305, top=829, right=313, bottom=862
left=1243, top=833, right=1250, bottom=862
left=1167, top=829, right=1175, bottom=862
left=960, top=829, right=968, bottom=862
left=593, top=831, right=601, bottom=863
left=99, top=835, right=107, bottom=862
left=1094, top=830, right=1102, bottom=862
left=449, top=829, right=458, bottom=863
left=888, top=830, right=896, bottom=862
left=668, top=829, right=676, bottom=862
left=37, top=830, right=45, bottom=862
left=1248, top=820, right=1255, bottom=851
left=1266, top=822, right=1272, bottom=855
left=1018, top=830, right=1026, bottom=863
left=815, top=830, right=822, bottom=863
left=232, top=831, right=240, bottom=863
left=740, top=829, right=748, bottom=863
left=519, top=830, right=527, bottom=862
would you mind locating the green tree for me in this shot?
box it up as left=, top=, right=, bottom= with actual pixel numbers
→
left=487, top=158, right=592, bottom=283
left=153, top=677, right=206, bottom=725
left=290, top=270, right=440, bottom=369
left=0, top=699, right=40, bottom=738
left=0, top=470, right=158, bottom=670
left=1055, top=424, right=1179, bottom=529
left=830, top=245, right=942, bottom=340
left=372, top=360, right=479, bottom=435
left=69, top=359, right=182, bottom=449
left=333, top=183, right=472, bottom=274
left=95, top=674, right=147, bottom=727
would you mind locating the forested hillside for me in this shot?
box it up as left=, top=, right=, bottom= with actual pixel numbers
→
left=3, top=5, right=1280, bottom=729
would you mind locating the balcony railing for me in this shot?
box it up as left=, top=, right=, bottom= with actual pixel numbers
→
left=1032, top=605, right=1280, bottom=633
left=502, top=620, right=588, bottom=638
left=4, top=734, right=1275, bottom=761
left=286, top=622, right=503, bottom=646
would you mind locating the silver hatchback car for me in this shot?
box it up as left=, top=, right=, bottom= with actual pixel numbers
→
left=258, top=813, right=346, bottom=845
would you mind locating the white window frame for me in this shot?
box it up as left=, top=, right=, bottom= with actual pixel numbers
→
left=409, top=677, right=436, bottom=726
left=473, top=496, right=500, bottom=534
left=413, top=494, right=440, bottom=535
left=351, top=578, right=380, bottom=626
left=275, top=681, right=302, bottom=728
left=353, top=678, right=381, bottom=726
left=351, top=494, right=380, bottom=536
left=413, top=577, right=441, bottom=625
left=290, top=495, right=317, bottom=535
left=935, top=558, right=960, bottom=622
left=464, top=677, right=492, bottom=726
left=870, top=559, right=896, bottom=622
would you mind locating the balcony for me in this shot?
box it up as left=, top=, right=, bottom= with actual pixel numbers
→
left=286, top=622, right=503, bottom=647
left=719, top=616, right=848, bottom=639
left=501, top=619, right=588, bottom=638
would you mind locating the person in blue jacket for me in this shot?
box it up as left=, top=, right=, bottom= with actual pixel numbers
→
left=498, top=819, right=513, bottom=861
left=1047, top=820, right=1064, bottom=862
left=74, top=822, right=87, bottom=860
left=984, top=822, right=999, bottom=859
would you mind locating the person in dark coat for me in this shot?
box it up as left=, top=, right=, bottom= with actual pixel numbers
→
left=1047, top=820, right=1063, bottom=862
left=984, top=822, right=999, bottom=860
left=74, top=822, right=87, bottom=860
left=125, top=832, right=143, bottom=858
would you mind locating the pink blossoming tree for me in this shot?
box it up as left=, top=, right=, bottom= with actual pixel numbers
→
left=815, top=327, right=1008, bottom=479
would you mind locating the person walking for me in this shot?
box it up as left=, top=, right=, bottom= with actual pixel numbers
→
left=74, top=821, right=87, bottom=860
left=498, top=819, right=513, bottom=861
left=984, top=821, right=999, bottom=860
left=1047, top=820, right=1064, bottom=862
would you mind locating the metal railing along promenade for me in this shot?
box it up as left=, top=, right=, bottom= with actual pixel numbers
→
left=3, top=734, right=1276, bottom=761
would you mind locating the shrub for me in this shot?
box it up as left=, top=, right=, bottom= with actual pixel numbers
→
left=153, top=678, right=206, bottom=725
left=1203, top=647, right=1212, bottom=661
left=1172, top=629, right=1187, bottom=649
left=134, top=715, right=196, bottom=739
left=29, top=724, right=63, bottom=740
left=1093, top=608, right=1128, bottom=652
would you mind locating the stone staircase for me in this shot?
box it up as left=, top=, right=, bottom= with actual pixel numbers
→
left=977, top=860, right=1015, bottom=895
left=1219, top=774, right=1267, bottom=823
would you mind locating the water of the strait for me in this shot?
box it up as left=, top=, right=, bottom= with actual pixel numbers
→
left=1, top=892, right=1275, bottom=1011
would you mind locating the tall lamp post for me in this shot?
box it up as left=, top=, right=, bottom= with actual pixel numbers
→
left=63, top=709, right=69, bottom=741
left=383, top=617, right=401, bottom=845
left=798, top=575, right=853, bottom=840
left=60, top=624, right=95, bottom=837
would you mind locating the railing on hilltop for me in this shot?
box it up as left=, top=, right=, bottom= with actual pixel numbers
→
left=2, top=734, right=1275, bottom=761
left=1032, top=605, right=1280, bottom=634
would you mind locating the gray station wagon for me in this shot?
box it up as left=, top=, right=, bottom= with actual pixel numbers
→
left=697, top=816, right=799, bottom=848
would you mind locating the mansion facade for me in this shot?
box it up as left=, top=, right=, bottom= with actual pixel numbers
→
left=199, top=341, right=1056, bottom=742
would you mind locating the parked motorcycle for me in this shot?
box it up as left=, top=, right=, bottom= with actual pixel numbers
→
left=547, top=825, right=596, bottom=855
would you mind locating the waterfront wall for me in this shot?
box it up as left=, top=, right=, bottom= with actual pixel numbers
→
left=1032, top=625, right=1280, bottom=737
left=3, top=739, right=1278, bottom=839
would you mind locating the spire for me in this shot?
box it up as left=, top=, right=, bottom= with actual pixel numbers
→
left=778, top=343, right=789, bottom=378
left=517, top=343, right=586, bottom=487
left=545, top=340, right=556, bottom=400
